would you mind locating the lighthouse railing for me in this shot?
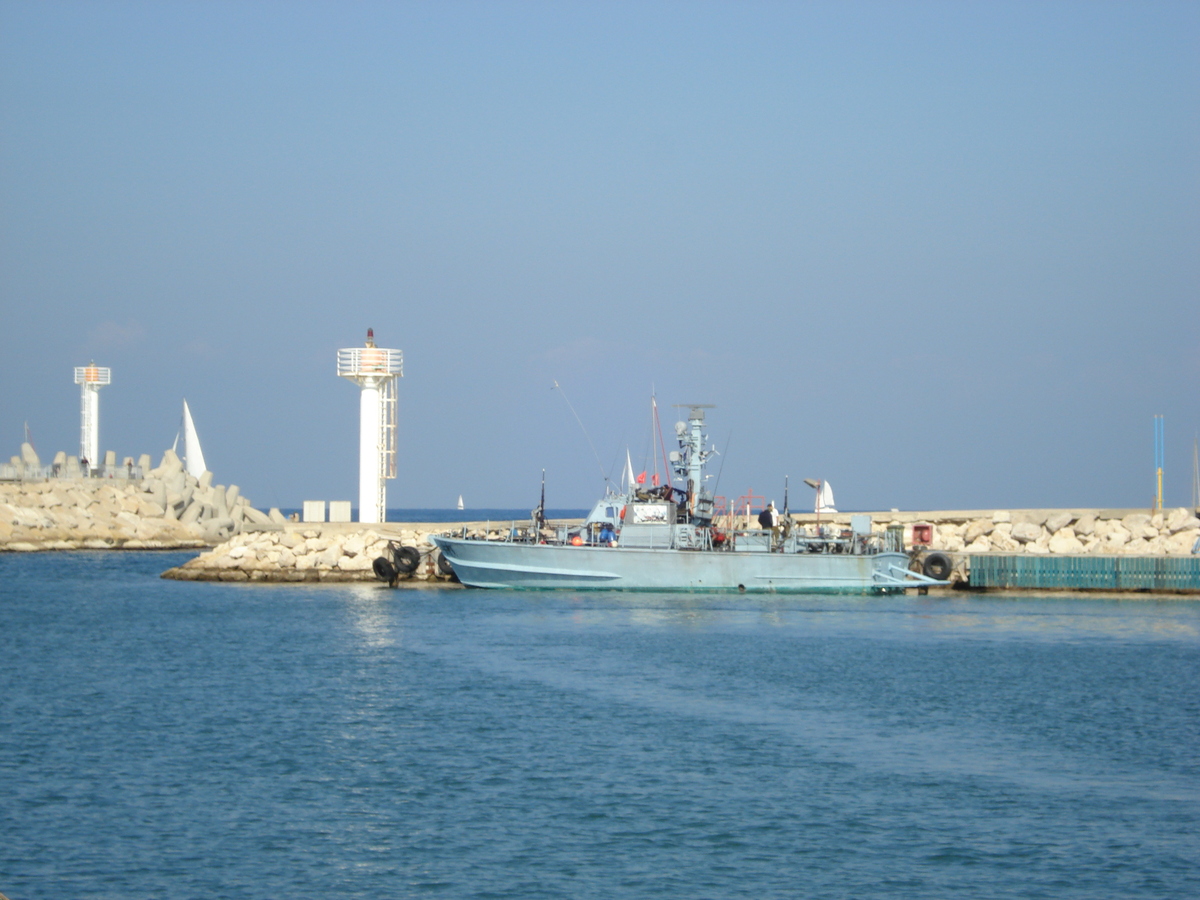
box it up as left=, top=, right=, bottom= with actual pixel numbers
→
left=337, top=347, right=403, bottom=378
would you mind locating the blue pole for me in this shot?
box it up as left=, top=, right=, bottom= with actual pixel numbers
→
left=1154, top=415, right=1164, bottom=511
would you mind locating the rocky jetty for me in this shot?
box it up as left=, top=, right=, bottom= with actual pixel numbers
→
left=1, top=448, right=277, bottom=551
left=903, top=508, right=1200, bottom=557
left=161, top=524, right=454, bottom=584
left=818, top=507, right=1200, bottom=585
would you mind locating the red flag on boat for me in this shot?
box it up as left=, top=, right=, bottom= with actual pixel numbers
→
left=636, top=471, right=646, bottom=484
left=651, top=474, right=660, bottom=487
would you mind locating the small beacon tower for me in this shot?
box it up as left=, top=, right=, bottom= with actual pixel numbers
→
left=337, top=329, right=402, bottom=523
left=74, top=362, right=111, bottom=466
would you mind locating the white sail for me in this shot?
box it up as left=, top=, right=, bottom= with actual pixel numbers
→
left=182, top=400, right=207, bottom=479
left=622, top=450, right=636, bottom=492
left=816, top=481, right=837, bottom=514
left=457, top=495, right=464, bottom=510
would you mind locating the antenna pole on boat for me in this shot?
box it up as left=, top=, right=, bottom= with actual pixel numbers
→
left=711, top=431, right=731, bottom=500
left=804, top=478, right=822, bottom=533
left=653, top=395, right=673, bottom=487
left=648, top=393, right=659, bottom=487
left=552, top=381, right=608, bottom=486
left=536, top=469, right=546, bottom=528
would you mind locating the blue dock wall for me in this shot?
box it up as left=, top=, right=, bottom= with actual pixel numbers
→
left=967, top=555, right=1200, bottom=592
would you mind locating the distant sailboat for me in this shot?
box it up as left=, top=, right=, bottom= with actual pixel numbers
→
left=457, top=495, right=464, bottom=511
left=816, top=480, right=837, bottom=514
left=182, top=400, right=207, bottom=478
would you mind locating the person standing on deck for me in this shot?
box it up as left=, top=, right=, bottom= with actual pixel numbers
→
left=758, top=501, right=778, bottom=530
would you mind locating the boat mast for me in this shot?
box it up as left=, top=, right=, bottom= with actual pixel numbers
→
left=652, top=394, right=672, bottom=487
left=673, top=405, right=714, bottom=516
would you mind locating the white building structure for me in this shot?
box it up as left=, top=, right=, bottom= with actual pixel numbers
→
left=337, top=329, right=402, bottom=523
left=73, top=363, right=111, bottom=467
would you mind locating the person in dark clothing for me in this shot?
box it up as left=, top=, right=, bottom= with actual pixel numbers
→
left=758, top=501, right=777, bottom=530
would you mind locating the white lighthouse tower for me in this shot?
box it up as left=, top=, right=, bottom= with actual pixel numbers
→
left=337, top=329, right=402, bottom=523
left=73, top=362, right=111, bottom=468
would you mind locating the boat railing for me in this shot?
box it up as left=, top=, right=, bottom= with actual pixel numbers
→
left=723, top=527, right=897, bottom=556
left=730, top=490, right=768, bottom=530
left=457, top=518, right=900, bottom=557
left=877, top=563, right=948, bottom=587
left=477, top=520, right=574, bottom=544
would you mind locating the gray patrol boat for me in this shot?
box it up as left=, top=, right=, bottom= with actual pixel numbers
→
left=429, top=406, right=944, bottom=593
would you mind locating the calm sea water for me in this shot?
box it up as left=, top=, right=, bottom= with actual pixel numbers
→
left=1, top=552, right=1197, bottom=899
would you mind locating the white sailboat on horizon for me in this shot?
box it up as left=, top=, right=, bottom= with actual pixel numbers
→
left=457, top=494, right=464, bottom=511
left=816, top=480, right=837, bottom=514
left=181, top=399, right=207, bottom=478
left=622, top=450, right=637, bottom=493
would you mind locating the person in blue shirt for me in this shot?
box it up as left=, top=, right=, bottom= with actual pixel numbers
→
left=599, top=522, right=617, bottom=546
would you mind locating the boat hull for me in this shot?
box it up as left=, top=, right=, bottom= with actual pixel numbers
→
left=432, top=536, right=916, bottom=593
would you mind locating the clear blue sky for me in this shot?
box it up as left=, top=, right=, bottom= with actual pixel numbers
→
left=2, top=1, right=1197, bottom=511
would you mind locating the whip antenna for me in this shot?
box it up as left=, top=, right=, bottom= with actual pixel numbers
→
left=535, top=468, right=546, bottom=528
left=711, top=432, right=732, bottom=498
left=552, top=380, right=608, bottom=485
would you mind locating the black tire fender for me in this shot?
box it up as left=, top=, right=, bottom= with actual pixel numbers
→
left=923, top=551, right=952, bottom=581
left=436, top=551, right=454, bottom=576
left=394, top=546, right=421, bottom=574
left=372, top=556, right=398, bottom=583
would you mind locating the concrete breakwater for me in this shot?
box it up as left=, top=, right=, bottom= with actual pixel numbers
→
left=0, top=449, right=279, bottom=551
left=160, top=507, right=1200, bottom=586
